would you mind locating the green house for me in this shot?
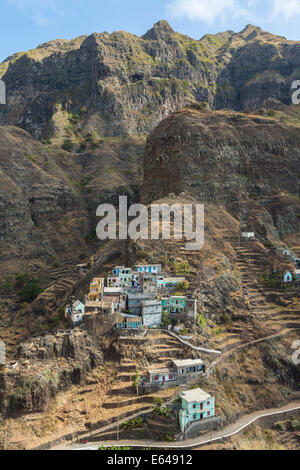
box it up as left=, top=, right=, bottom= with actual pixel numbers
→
left=179, top=388, right=215, bottom=432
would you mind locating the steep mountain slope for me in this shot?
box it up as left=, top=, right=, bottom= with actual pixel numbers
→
left=1, top=21, right=300, bottom=141
left=143, top=107, right=300, bottom=244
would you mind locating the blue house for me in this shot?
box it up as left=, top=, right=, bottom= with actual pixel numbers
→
left=179, top=388, right=215, bottom=432
left=116, top=314, right=143, bottom=329
left=135, top=264, right=162, bottom=274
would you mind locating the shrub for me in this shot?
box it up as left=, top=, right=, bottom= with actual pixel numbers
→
left=61, top=139, right=74, bottom=152
left=17, top=276, right=43, bottom=303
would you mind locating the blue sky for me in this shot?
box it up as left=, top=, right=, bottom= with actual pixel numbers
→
left=1, top=0, right=300, bottom=62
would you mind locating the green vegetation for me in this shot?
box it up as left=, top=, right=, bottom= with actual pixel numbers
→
left=16, top=274, right=43, bottom=303
left=133, top=370, right=142, bottom=396
left=121, top=416, right=143, bottom=431
left=153, top=398, right=172, bottom=418
left=197, top=313, right=206, bottom=328
left=99, top=446, right=132, bottom=450
left=174, top=260, right=191, bottom=275
left=177, top=280, right=190, bottom=291
left=61, top=139, right=74, bottom=152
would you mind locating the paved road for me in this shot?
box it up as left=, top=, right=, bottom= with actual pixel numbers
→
left=57, top=400, right=300, bottom=450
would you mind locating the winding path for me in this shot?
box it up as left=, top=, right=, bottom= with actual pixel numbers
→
left=62, top=399, right=300, bottom=450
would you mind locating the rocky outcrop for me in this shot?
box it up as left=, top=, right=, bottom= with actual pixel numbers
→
left=0, top=329, right=104, bottom=417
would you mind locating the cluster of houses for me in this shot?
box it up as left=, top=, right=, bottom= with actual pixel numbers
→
left=64, top=263, right=217, bottom=435
left=65, top=263, right=197, bottom=329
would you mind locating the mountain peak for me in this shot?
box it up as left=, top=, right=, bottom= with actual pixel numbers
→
left=142, top=20, right=174, bottom=40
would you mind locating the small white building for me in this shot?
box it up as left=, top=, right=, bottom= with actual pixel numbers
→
left=142, top=299, right=162, bottom=327
left=65, top=300, right=85, bottom=326
left=242, top=232, right=255, bottom=239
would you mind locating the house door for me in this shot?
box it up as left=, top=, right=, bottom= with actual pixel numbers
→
left=200, top=414, right=204, bottom=420
left=163, top=375, right=166, bottom=383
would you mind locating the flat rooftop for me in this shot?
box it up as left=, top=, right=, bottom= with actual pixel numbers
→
left=180, top=388, right=212, bottom=403
left=85, top=301, right=113, bottom=308
left=148, top=367, right=173, bottom=375
left=128, top=293, right=155, bottom=299
left=172, top=359, right=204, bottom=367
left=103, top=287, right=125, bottom=293
left=142, top=300, right=161, bottom=306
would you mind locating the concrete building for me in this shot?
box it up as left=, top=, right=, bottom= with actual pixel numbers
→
left=107, top=273, right=133, bottom=288
left=162, top=296, right=187, bottom=314
left=186, top=298, right=198, bottom=321
left=142, top=299, right=162, bottom=327
left=127, top=293, right=155, bottom=315
left=88, top=278, right=104, bottom=301
left=145, top=358, right=205, bottom=390
left=112, top=266, right=132, bottom=276
left=172, top=359, right=205, bottom=377
left=162, top=296, right=197, bottom=321
left=147, top=368, right=177, bottom=385
left=242, top=232, right=255, bottom=239
left=157, top=276, right=186, bottom=289
left=85, top=300, right=115, bottom=315
left=116, top=314, right=143, bottom=329
left=135, top=264, right=162, bottom=274
left=179, top=389, right=215, bottom=433
left=139, top=272, right=158, bottom=293
left=65, top=300, right=85, bottom=326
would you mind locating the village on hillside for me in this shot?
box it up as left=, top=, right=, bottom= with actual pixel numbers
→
left=65, top=263, right=217, bottom=436
left=62, top=234, right=300, bottom=439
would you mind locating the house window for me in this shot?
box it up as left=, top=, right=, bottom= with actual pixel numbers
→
left=169, top=375, right=173, bottom=380
left=154, top=376, right=159, bottom=382
left=193, top=404, right=196, bottom=409
left=193, top=415, right=196, bottom=420
left=207, top=411, right=210, bottom=416
left=200, top=403, right=203, bottom=410
left=207, top=401, right=210, bottom=406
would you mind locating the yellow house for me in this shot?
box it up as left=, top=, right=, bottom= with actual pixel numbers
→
left=88, top=278, right=104, bottom=301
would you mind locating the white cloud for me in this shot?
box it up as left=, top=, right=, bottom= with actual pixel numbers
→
left=272, top=0, right=300, bottom=20
left=166, top=0, right=256, bottom=24
left=7, top=0, right=62, bottom=26
left=166, top=0, right=300, bottom=24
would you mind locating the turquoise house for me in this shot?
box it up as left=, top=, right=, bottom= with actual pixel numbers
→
left=116, top=314, right=143, bottom=329
left=284, top=271, right=293, bottom=283
left=179, top=389, right=215, bottom=432
left=162, top=296, right=187, bottom=314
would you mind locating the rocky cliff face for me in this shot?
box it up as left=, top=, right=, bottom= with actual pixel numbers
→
left=143, top=108, right=300, bottom=242
left=1, top=22, right=300, bottom=140
left=0, top=329, right=104, bottom=417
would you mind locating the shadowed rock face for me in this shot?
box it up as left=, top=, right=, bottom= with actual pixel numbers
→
left=142, top=109, right=300, bottom=240
left=1, top=21, right=300, bottom=139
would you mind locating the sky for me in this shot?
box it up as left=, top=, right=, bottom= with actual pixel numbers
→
left=1, top=0, right=300, bottom=62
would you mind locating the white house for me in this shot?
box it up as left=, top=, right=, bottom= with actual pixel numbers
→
left=142, top=299, right=162, bottom=327
left=65, top=300, right=85, bottom=326
left=242, top=232, right=255, bottom=239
